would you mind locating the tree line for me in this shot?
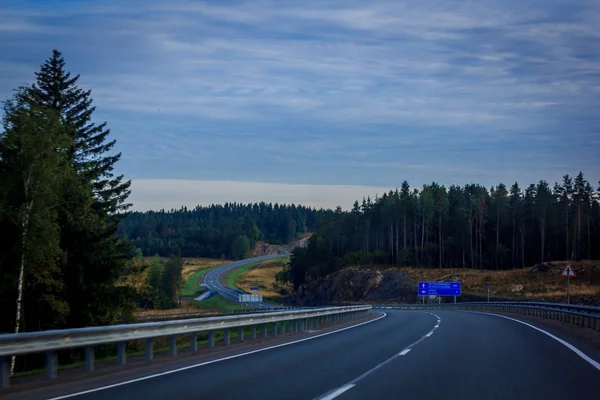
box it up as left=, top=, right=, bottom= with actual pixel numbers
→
left=0, top=48, right=134, bottom=357
left=284, top=174, right=600, bottom=290
left=119, top=203, right=330, bottom=259
left=118, top=252, right=184, bottom=310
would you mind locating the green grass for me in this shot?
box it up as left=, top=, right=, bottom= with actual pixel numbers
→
left=226, top=261, right=262, bottom=287
left=181, top=267, right=217, bottom=297
left=192, top=296, right=245, bottom=311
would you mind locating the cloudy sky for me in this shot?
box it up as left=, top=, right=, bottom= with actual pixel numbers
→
left=1, top=0, right=599, bottom=211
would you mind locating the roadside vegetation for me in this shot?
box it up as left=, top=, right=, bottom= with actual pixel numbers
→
left=236, top=257, right=293, bottom=300
left=402, top=260, right=600, bottom=299
left=282, top=176, right=600, bottom=291
left=225, top=261, right=263, bottom=287
left=0, top=50, right=136, bottom=374
left=180, top=258, right=231, bottom=297
left=119, top=204, right=328, bottom=260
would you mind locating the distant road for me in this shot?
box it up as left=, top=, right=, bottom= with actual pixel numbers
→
left=202, top=254, right=290, bottom=309
left=18, top=310, right=599, bottom=400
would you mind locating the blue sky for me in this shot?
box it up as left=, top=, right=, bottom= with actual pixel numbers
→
left=1, top=0, right=599, bottom=210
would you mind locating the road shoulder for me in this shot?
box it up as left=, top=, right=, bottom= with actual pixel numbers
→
left=467, top=310, right=600, bottom=364
left=2, top=312, right=383, bottom=400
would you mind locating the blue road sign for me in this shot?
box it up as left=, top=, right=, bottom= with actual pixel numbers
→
left=250, top=287, right=259, bottom=291
left=418, top=282, right=461, bottom=296
left=485, top=285, right=491, bottom=289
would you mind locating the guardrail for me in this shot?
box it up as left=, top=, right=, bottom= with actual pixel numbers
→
left=371, top=301, right=600, bottom=330
left=0, top=305, right=371, bottom=389
left=134, top=306, right=300, bottom=322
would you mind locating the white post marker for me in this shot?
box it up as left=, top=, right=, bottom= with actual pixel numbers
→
left=561, top=264, right=576, bottom=304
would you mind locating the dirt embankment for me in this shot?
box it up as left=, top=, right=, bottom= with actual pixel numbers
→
left=291, top=268, right=418, bottom=306
left=288, top=260, right=600, bottom=307
left=250, top=234, right=311, bottom=256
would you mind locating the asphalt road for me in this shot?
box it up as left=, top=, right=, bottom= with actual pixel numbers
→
left=202, top=254, right=290, bottom=309
left=29, top=310, right=600, bottom=400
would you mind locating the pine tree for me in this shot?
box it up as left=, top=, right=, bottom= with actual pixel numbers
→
left=509, top=183, right=522, bottom=269
left=492, top=183, right=509, bottom=269
left=23, top=50, right=136, bottom=328
left=556, top=175, right=573, bottom=260
left=27, top=50, right=131, bottom=215
left=572, top=172, right=588, bottom=260
left=0, top=90, right=74, bottom=370
left=535, top=181, right=552, bottom=263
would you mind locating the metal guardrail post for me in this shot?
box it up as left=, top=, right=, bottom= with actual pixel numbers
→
left=238, top=327, right=244, bottom=342
left=0, top=357, right=9, bottom=389
left=224, top=329, right=230, bottom=345
left=263, top=324, right=268, bottom=338
left=272, top=322, right=277, bottom=336
left=169, top=336, right=177, bottom=356
left=46, top=351, right=57, bottom=379
left=252, top=326, right=257, bottom=340
left=208, top=331, right=214, bottom=348
left=84, top=346, right=95, bottom=372
left=191, top=333, right=198, bottom=352
left=145, top=339, right=154, bottom=360
left=117, top=342, right=127, bottom=365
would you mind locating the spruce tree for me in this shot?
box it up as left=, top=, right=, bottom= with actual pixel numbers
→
left=24, top=50, right=136, bottom=328
left=27, top=49, right=131, bottom=215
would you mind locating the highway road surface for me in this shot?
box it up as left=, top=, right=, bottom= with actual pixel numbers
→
left=16, top=310, right=600, bottom=400
left=202, top=254, right=290, bottom=309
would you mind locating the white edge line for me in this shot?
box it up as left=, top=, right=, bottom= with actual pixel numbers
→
left=313, top=312, right=441, bottom=400
left=317, top=384, right=356, bottom=400
left=399, top=349, right=411, bottom=356
left=468, top=311, right=600, bottom=371
left=425, top=332, right=433, bottom=337
left=47, top=313, right=388, bottom=400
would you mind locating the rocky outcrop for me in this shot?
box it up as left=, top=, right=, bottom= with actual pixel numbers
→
left=292, top=268, right=418, bottom=306
left=251, top=234, right=311, bottom=257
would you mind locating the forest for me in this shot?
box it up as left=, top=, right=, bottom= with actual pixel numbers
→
left=119, top=203, right=330, bottom=259
left=0, top=48, right=135, bottom=356
left=284, top=175, right=600, bottom=290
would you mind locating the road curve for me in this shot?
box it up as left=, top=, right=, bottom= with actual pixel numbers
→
left=203, top=254, right=290, bottom=309
left=23, top=310, right=600, bottom=400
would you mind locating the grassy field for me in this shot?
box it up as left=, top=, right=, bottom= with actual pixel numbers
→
left=180, top=258, right=231, bottom=297
left=191, top=296, right=245, bottom=311
left=225, top=261, right=262, bottom=287
left=133, top=257, right=232, bottom=316
left=236, top=257, right=292, bottom=299
left=400, top=260, right=600, bottom=299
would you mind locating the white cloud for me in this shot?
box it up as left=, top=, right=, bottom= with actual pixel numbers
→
left=1, top=0, right=599, bottom=189
left=7, top=0, right=594, bottom=127
left=129, top=179, right=392, bottom=211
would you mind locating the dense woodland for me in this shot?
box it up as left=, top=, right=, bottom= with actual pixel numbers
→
left=0, top=48, right=135, bottom=365
left=284, top=175, right=600, bottom=290
left=119, top=204, right=329, bottom=259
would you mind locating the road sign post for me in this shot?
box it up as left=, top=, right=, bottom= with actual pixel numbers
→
left=561, top=264, right=576, bottom=304
left=238, top=294, right=263, bottom=303
left=418, top=282, right=461, bottom=304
